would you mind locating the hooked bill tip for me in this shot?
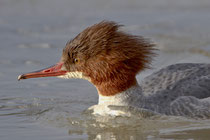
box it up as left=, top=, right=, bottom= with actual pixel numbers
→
left=18, top=75, right=25, bottom=81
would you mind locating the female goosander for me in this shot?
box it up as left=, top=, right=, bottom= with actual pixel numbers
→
left=18, top=21, right=210, bottom=118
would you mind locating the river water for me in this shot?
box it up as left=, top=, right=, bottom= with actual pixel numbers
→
left=1, top=0, right=210, bottom=139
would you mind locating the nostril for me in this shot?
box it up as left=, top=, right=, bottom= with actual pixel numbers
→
left=44, top=69, right=51, bottom=73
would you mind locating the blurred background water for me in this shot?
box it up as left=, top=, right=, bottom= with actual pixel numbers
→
left=0, top=0, right=210, bottom=139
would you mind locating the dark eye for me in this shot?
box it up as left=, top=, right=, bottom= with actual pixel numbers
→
left=73, top=58, right=80, bottom=64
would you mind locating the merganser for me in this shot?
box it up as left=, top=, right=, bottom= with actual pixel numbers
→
left=18, top=21, right=210, bottom=118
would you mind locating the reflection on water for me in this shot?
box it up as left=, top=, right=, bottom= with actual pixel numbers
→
left=2, top=96, right=209, bottom=140
left=36, top=101, right=210, bottom=140
left=1, top=0, right=210, bottom=139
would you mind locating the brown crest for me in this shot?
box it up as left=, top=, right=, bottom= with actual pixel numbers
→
left=62, top=21, right=156, bottom=96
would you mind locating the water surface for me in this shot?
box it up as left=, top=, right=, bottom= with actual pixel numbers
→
left=1, top=0, right=210, bottom=139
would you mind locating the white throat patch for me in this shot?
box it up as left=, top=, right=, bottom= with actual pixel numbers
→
left=58, top=71, right=90, bottom=81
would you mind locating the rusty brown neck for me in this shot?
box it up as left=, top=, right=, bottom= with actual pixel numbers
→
left=92, top=75, right=138, bottom=96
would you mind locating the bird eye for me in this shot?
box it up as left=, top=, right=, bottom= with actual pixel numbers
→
left=73, top=58, right=80, bottom=64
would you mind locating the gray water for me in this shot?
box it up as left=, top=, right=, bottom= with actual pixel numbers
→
left=1, top=0, right=210, bottom=139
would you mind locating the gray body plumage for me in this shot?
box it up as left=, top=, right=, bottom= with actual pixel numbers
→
left=140, top=63, right=210, bottom=118
left=94, top=63, right=210, bottom=118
